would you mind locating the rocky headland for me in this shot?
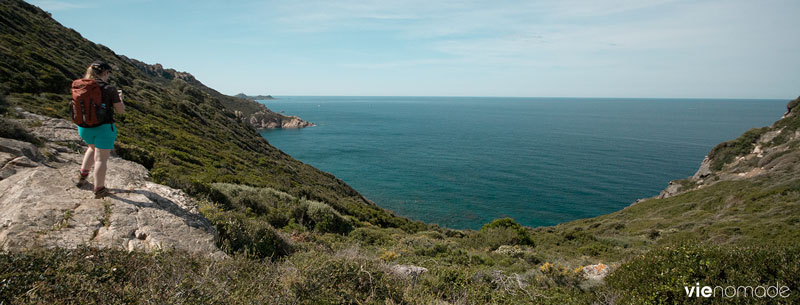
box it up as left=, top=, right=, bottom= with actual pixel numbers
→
left=234, top=105, right=315, bottom=129
left=235, top=93, right=275, bottom=100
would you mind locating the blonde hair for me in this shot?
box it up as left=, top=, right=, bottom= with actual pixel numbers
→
left=83, top=65, right=105, bottom=79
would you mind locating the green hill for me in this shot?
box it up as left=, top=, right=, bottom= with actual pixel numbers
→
left=0, top=0, right=423, bottom=233
left=1, top=0, right=798, bottom=303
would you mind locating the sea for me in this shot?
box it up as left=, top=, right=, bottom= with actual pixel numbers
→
left=258, top=96, right=788, bottom=230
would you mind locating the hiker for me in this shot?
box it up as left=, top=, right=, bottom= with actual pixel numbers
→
left=72, top=60, right=125, bottom=198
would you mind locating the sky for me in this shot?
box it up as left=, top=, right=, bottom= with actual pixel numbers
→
left=29, top=0, right=800, bottom=98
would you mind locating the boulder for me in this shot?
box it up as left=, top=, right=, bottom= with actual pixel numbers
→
left=691, top=156, right=712, bottom=180
left=582, top=263, right=609, bottom=281
left=390, top=264, right=428, bottom=280
left=18, top=111, right=83, bottom=144
left=657, top=180, right=683, bottom=199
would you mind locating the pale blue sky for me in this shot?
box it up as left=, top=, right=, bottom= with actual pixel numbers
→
left=30, top=0, right=800, bottom=98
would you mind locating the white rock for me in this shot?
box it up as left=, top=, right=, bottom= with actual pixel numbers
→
left=582, top=263, right=609, bottom=281
left=390, top=264, right=428, bottom=279
left=0, top=119, right=225, bottom=259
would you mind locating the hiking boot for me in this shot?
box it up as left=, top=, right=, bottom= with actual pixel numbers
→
left=75, top=172, right=88, bottom=188
left=94, top=187, right=110, bottom=199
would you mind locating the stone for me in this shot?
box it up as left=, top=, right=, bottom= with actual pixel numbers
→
left=493, top=245, right=526, bottom=257
left=390, top=264, right=428, bottom=279
left=0, top=137, right=42, bottom=163
left=657, top=180, right=683, bottom=199
left=582, top=263, right=609, bottom=281
left=19, top=111, right=82, bottom=144
left=692, top=156, right=712, bottom=179
left=758, top=129, right=782, bottom=145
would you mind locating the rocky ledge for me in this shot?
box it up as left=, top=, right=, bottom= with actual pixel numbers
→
left=0, top=111, right=225, bottom=258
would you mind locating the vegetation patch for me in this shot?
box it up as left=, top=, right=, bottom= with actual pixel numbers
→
left=607, top=243, right=800, bottom=304
left=708, top=127, right=768, bottom=171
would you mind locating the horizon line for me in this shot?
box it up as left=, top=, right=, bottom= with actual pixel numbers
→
left=245, top=94, right=793, bottom=101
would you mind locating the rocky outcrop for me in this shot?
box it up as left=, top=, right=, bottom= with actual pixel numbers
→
left=235, top=93, right=275, bottom=100
left=248, top=109, right=315, bottom=129
left=656, top=180, right=684, bottom=199
left=582, top=263, right=609, bottom=281
left=656, top=97, right=800, bottom=199
left=0, top=112, right=224, bottom=258
left=127, top=58, right=199, bottom=84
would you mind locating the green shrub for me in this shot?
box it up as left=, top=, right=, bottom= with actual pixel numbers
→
left=578, top=243, right=608, bottom=256
left=348, top=226, right=391, bottom=246
left=304, top=200, right=353, bottom=234
left=201, top=207, right=293, bottom=259
left=479, top=217, right=535, bottom=248
left=607, top=243, right=800, bottom=304
left=563, top=228, right=597, bottom=242
left=115, top=142, right=155, bottom=169
left=0, top=247, right=289, bottom=304
left=708, top=127, right=769, bottom=171
left=418, top=230, right=446, bottom=240
left=286, top=251, right=404, bottom=304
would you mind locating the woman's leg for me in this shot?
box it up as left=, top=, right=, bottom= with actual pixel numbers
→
left=81, top=145, right=95, bottom=172
left=93, top=148, right=111, bottom=190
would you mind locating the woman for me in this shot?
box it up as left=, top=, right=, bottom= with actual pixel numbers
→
left=74, top=60, right=125, bottom=198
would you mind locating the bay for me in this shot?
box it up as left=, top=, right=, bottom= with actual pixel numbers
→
left=259, top=96, right=787, bottom=229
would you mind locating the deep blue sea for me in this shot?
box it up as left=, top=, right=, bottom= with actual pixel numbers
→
left=259, top=97, right=787, bottom=230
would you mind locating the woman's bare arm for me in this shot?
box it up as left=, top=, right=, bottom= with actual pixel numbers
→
left=114, top=90, right=126, bottom=114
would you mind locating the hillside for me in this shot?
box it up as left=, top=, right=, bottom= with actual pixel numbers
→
left=0, top=0, right=423, bottom=235
left=528, top=96, right=800, bottom=259
left=1, top=0, right=798, bottom=303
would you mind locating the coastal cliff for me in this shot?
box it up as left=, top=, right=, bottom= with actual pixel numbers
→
left=229, top=93, right=314, bottom=128
left=655, top=96, right=800, bottom=199
left=236, top=105, right=315, bottom=129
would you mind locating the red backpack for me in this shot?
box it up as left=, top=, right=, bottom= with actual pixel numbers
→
left=70, top=79, right=111, bottom=127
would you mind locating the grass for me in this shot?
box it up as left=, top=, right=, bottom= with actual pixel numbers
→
left=2, top=242, right=795, bottom=304
left=606, top=243, right=800, bottom=304
left=102, top=201, right=112, bottom=227
left=0, top=246, right=597, bottom=304
left=52, top=210, right=71, bottom=231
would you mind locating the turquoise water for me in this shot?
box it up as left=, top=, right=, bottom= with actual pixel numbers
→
left=259, top=97, right=787, bottom=230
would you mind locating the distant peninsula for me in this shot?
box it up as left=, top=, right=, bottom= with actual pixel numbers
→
left=235, top=93, right=275, bottom=100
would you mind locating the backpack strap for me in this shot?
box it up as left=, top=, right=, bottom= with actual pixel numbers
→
left=96, top=81, right=115, bottom=125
